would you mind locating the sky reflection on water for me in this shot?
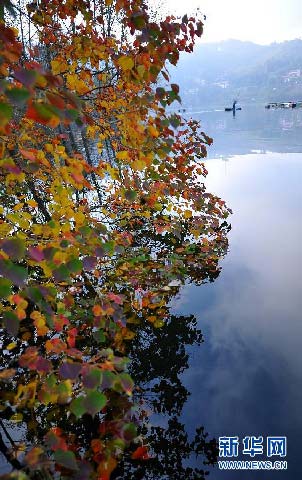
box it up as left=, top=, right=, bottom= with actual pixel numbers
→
left=173, top=107, right=302, bottom=478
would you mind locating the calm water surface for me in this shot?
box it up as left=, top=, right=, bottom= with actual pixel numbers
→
left=174, top=106, right=302, bottom=478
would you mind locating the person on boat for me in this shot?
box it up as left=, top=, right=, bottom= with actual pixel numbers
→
left=225, top=100, right=240, bottom=112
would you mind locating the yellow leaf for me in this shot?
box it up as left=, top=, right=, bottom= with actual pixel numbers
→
left=51, top=59, right=65, bottom=75
left=148, top=125, right=159, bottom=138
left=106, top=165, right=120, bottom=180
left=44, top=143, right=53, bottom=153
left=22, top=332, right=32, bottom=341
left=116, top=150, right=129, bottom=160
left=27, top=199, right=38, bottom=207
left=30, top=311, right=49, bottom=336
left=10, top=413, right=23, bottom=423
left=53, top=251, right=66, bottom=264
left=117, top=56, right=134, bottom=71
left=184, top=210, right=192, bottom=219
left=154, top=202, right=163, bottom=211
left=15, top=381, right=37, bottom=407
left=122, top=329, right=136, bottom=340
left=137, top=65, right=145, bottom=77
left=36, top=74, right=47, bottom=88
left=33, top=224, right=43, bottom=236
left=66, top=74, right=89, bottom=94
left=74, top=211, right=86, bottom=226
left=132, top=159, right=146, bottom=171
left=41, top=261, right=52, bottom=278
left=154, top=319, right=164, bottom=328
left=13, top=203, right=24, bottom=211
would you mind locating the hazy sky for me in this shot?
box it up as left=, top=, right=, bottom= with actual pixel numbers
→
left=164, top=0, right=302, bottom=44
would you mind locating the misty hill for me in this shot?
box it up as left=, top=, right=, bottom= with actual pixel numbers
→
left=171, top=39, right=302, bottom=108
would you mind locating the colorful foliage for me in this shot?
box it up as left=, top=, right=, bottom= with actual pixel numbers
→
left=0, top=0, right=230, bottom=478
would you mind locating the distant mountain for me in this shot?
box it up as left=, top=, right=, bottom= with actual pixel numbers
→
left=170, top=39, right=302, bottom=108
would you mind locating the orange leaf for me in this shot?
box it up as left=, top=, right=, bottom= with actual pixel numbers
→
left=131, top=446, right=150, bottom=460
left=91, top=439, right=104, bottom=453
left=97, top=457, right=117, bottom=480
left=19, top=148, right=37, bottom=161
left=46, top=92, right=65, bottom=109
left=92, top=304, right=103, bottom=316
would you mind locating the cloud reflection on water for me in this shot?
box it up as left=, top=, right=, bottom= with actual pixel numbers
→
left=172, top=151, right=302, bottom=478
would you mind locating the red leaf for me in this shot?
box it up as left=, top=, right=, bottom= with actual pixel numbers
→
left=46, top=92, right=65, bottom=109
left=107, top=292, right=124, bottom=305
left=131, top=446, right=150, bottom=460
left=45, top=429, right=68, bottom=452
left=54, top=314, right=69, bottom=332
left=19, top=347, right=39, bottom=369
left=97, top=457, right=117, bottom=480
left=35, top=356, right=52, bottom=373
left=67, top=327, right=77, bottom=348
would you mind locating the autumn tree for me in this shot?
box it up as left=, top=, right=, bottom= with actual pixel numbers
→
left=0, top=1, right=230, bottom=478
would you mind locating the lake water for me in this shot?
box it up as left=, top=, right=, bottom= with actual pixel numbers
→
left=173, top=105, right=302, bottom=478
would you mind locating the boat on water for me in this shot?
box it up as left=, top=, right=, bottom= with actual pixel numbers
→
left=225, top=100, right=241, bottom=112
left=265, top=101, right=302, bottom=109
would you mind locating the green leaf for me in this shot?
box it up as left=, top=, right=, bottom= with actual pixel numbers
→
left=52, top=264, right=70, bottom=282
left=66, top=258, right=83, bottom=274
left=25, top=286, right=43, bottom=303
left=124, top=190, right=137, bottom=201
left=1, top=238, right=25, bottom=260
left=169, top=114, right=181, bottom=129
left=54, top=450, right=78, bottom=471
left=33, top=102, right=61, bottom=121
left=93, top=329, right=106, bottom=344
left=0, top=102, right=13, bottom=127
left=6, top=87, right=30, bottom=105
left=156, top=87, right=165, bottom=98
left=121, top=423, right=137, bottom=442
left=119, top=373, right=134, bottom=395
left=0, top=278, right=12, bottom=297
left=132, top=14, right=145, bottom=29
left=0, top=259, right=27, bottom=286
left=171, top=83, right=179, bottom=94
left=84, top=390, right=107, bottom=416
left=3, top=311, right=19, bottom=336
left=100, top=371, right=116, bottom=389
left=82, top=368, right=102, bottom=389
left=60, top=239, right=69, bottom=248
left=70, top=397, right=86, bottom=419
left=65, top=108, right=79, bottom=122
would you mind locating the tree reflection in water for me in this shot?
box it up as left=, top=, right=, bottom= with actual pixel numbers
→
left=112, top=314, right=218, bottom=479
